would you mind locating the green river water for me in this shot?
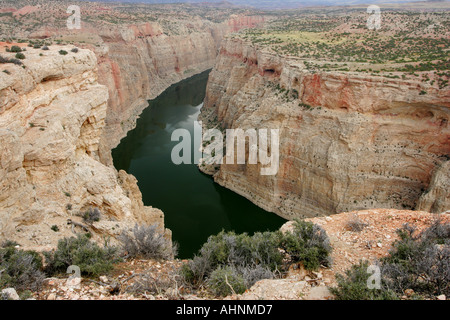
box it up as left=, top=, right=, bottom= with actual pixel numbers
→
left=112, top=71, right=286, bottom=258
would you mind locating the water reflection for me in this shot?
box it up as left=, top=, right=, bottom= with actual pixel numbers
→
left=112, top=71, right=286, bottom=258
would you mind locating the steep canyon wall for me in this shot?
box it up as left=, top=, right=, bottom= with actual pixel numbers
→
left=0, top=15, right=266, bottom=247
left=82, top=16, right=266, bottom=165
left=0, top=48, right=165, bottom=248
left=200, top=37, right=450, bottom=220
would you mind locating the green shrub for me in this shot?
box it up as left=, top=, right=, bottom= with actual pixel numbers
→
left=11, top=58, right=22, bottom=65
left=59, top=50, right=68, bottom=56
left=0, top=55, right=22, bottom=65
left=419, top=217, right=450, bottom=245
left=331, top=260, right=398, bottom=300
left=181, top=222, right=332, bottom=296
left=207, top=266, right=247, bottom=297
left=10, top=45, right=21, bottom=53
left=237, top=264, right=275, bottom=288
left=181, top=230, right=282, bottom=295
left=280, top=220, right=332, bottom=270
left=14, top=53, right=25, bottom=60
left=180, top=254, right=213, bottom=286
left=1, top=240, right=19, bottom=248
left=184, top=230, right=283, bottom=282
left=237, top=231, right=284, bottom=271
left=0, top=243, right=45, bottom=292
left=44, top=234, right=121, bottom=277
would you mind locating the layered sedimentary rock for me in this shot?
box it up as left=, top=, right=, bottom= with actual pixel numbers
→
left=0, top=47, right=165, bottom=248
left=200, top=37, right=450, bottom=219
left=0, top=13, right=266, bottom=247
left=79, top=16, right=266, bottom=165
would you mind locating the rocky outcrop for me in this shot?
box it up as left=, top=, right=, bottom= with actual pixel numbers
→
left=417, top=161, right=450, bottom=213
left=200, top=37, right=450, bottom=219
left=0, top=47, right=165, bottom=248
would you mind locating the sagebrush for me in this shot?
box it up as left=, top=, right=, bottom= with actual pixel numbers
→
left=0, top=242, right=45, bottom=293
left=44, top=234, right=121, bottom=277
left=82, top=207, right=101, bottom=223
left=119, top=224, right=176, bottom=260
left=280, top=220, right=332, bottom=270
left=181, top=220, right=332, bottom=296
left=332, top=217, right=450, bottom=300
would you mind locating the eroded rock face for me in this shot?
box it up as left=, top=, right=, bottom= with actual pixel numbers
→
left=0, top=47, right=165, bottom=248
left=417, top=161, right=450, bottom=213
left=83, top=17, right=266, bottom=165
left=0, top=14, right=267, bottom=247
left=200, top=37, right=450, bottom=219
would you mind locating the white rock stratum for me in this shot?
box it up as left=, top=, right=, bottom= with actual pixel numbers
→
left=0, top=47, right=166, bottom=249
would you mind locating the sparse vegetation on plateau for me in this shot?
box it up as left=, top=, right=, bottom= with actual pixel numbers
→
left=332, top=217, right=450, bottom=300
left=0, top=55, right=22, bottom=65
left=345, top=214, right=369, bottom=232
left=239, top=10, right=449, bottom=87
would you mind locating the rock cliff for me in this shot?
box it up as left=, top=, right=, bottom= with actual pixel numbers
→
left=200, top=37, right=450, bottom=219
left=0, top=47, right=165, bottom=248
left=79, top=16, right=266, bottom=165
left=0, top=11, right=266, bottom=247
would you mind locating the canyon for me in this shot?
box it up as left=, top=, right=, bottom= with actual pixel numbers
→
left=0, top=1, right=448, bottom=247
left=79, top=15, right=266, bottom=165
left=0, top=2, right=449, bottom=301
left=1, top=1, right=267, bottom=165
left=200, top=37, right=450, bottom=220
left=0, top=5, right=266, bottom=248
